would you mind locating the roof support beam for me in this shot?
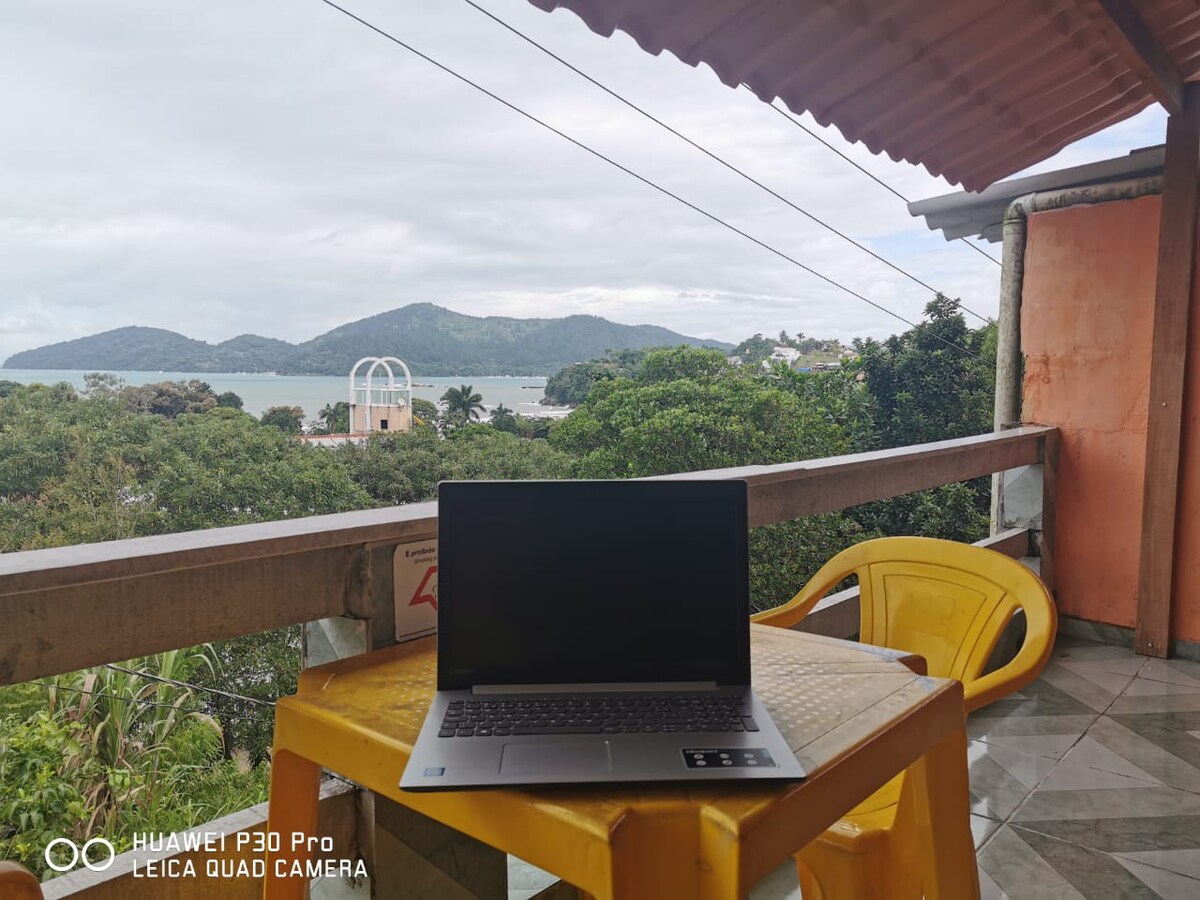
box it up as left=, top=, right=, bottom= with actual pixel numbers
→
left=1135, top=82, right=1200, bottom=657
left=1080, top=0, right=1184, bottom=115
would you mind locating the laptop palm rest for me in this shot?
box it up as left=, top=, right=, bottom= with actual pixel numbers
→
left=500, top=741, right=612, bottom=776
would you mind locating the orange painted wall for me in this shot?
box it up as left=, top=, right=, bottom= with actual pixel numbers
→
left=1020, top=197, right=1158, bottom=633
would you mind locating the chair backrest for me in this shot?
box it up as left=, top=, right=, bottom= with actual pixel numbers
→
left=752, top=536, right=1057, bottom=711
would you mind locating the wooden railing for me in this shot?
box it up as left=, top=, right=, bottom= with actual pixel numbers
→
left=1, top=425, right=1057, bottom=897
left=0, top=425, right=1054, bottom=686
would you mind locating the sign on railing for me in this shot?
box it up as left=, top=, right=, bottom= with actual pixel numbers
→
left=394, top=540, right=438, bottom=642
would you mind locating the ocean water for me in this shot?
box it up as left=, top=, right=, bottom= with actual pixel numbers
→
left=0, top=369, right=563, bottom=420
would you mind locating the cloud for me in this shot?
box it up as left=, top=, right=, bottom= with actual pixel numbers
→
left=0, top=0, right=1166, bottom=362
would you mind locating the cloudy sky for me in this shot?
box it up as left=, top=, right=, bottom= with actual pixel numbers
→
left=0, top=0, right=1169, bottom=361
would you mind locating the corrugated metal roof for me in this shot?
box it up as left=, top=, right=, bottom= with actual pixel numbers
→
left=527, top=0, right=1197, bottom=191
left=908, top=145, right=1165, bottom=242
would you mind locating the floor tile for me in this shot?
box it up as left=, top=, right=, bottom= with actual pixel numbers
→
left=1056, top=658, right=1145, bottom=696
left=969, top=737, right=1059, bottom=789
left=972, top=814, right=1001, bottom=849
left=1002, top=815, right=1200, bottom=854
left=1108, top=692, right=1200, bottom=714
left=749, top=858, right=801, bottom=900
left=978, top=826, right=1088, bottom=900
left=978, top=866, right=1009, bottom=900
left=978, top=732, right=1084, bottom=761
left=1122, top=676, right=1200, bottom=697
left=1111, top=856, right=1200, bottom=900
left=968, top=750, right=1036, bottom=819
left=1013, top=827, right=1160, bottom=899
left=1139, top=658, right=1200, bottom=688
left=1037, top=663, right=1128, bottom=712
left=968, top=714, right=1096, bottom=742
left=1087, top=716, right=1200, bottom=793
left=1115, top=848, right=1200, bottom=880
left=1014, top=787, right=1200, bottom=822
left=1035, top=736, right=1162, bottom=792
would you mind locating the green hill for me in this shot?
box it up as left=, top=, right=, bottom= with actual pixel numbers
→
left=3, top=304, right=731, bottom=376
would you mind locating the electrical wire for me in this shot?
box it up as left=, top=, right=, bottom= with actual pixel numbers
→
left=766, top=102, right=1004, bottom=272
left=458, top=0, right=992, bottom=325
left=313, top=0, right=980, bottom=360
left=36, top=680, right=272, bottom=721
left=105, top=664, right=276, bottom=708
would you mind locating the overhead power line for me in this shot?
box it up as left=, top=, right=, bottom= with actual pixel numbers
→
left=313, top=0, right=980, bottom=359
left=105, top=663, right=276, bottom=708
left=37, top=680, right=271, bottom=721
left=766, top=102, right=1004, bottom=271
left=458, top=0, right=992, bottom=326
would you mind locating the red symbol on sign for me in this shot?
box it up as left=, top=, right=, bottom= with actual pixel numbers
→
left=409, top=565, right=438, bottom=610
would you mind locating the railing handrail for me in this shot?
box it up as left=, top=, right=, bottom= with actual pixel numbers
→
left=1, top=426, right=1052, bottom=684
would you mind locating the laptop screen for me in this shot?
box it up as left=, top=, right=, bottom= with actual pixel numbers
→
left=436, top=479, right=750, bottom=690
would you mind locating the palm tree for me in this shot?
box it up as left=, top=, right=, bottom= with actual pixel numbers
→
left=441, top=384, right=485, bottom=424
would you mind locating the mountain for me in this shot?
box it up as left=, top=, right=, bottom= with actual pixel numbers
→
left=3, top=304, right=732, bottom=376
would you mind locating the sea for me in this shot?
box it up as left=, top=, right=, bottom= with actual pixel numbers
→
left=0, top=369, right=568, bottom=420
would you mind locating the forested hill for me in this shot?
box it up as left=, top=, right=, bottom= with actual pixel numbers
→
left=3, top=304, right=732, bottom=376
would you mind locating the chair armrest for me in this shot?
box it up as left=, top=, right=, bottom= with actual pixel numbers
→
left=751, top=556, right=859, bottom=630
left=965, top=596, right=1058, bottom=712
left=0, top=862, right=44, bottom=899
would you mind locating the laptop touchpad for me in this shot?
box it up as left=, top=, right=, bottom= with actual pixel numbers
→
left=500, top=741, right=612, bottom=776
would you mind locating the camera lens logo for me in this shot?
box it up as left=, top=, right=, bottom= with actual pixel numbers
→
left=45, top=838, right=116, bottom=873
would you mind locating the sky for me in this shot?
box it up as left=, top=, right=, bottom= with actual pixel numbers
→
left=0, top=0, right=1170, bottom=362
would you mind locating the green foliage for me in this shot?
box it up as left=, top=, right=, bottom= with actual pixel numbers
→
left=440, top=384, right=485, bottom=427
left=541, top=347, right=650, bottom=406
left=192, top=628, right=299, bottom=764
left=551, top=348, right=848, bottom=477
left=489, top=403, right=518, bottom=434
left=215, top=391, right=244, bottom=410
left=316, top=401, right=350, bottom=434
left=410, top=397, right=439, bottom=427
left=338, top=426, right=574, bottom=505
left=259, top=405, right=305, bottom=433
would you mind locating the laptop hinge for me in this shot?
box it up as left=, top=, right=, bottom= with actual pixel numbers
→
left=472, top=681, right=719, bottom=695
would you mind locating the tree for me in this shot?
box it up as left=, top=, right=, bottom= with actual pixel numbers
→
left=440, top=384, right=485, bottom=425
left=411, top=398, right=439, bottom=428
left=259, top=405, right=305, bottom=433
left=489, top=403, right=518, bottom=434
left=121, top=380, right=219, bottom=419
left=316, top=401, right=350, bottom=434
left=215, top=391, right=244, bottom=411
left=548, top=347, right=867, bottom=609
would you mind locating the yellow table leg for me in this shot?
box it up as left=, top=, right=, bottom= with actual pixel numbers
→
left=908, top=722, right=980, bottom=900
left=264, top=747, right=322, bottom=900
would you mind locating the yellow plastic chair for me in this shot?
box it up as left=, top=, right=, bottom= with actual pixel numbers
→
left=752, top=536, right=1057, bottom=900
left=0, top=862, right=44, bottom=900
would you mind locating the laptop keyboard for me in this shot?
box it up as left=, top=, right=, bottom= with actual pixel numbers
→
left=437, top=693, right=759, bottom=738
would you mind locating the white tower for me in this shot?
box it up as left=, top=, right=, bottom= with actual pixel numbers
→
left=349, top=356, right=414, bottom=434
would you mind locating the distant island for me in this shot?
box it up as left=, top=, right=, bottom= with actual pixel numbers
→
left=2, top=303, right=732, bottom=377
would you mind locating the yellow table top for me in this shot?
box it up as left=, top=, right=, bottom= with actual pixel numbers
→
left=273, top=624, right=963, bottom=898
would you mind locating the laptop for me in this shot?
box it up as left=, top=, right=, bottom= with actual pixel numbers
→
left=400, top=479, right=807, bottom=790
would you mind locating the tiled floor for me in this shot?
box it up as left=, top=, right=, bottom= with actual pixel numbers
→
left=970, top=633, right=1200, bottom=900
left=506, top=633, right=1200, bottom=899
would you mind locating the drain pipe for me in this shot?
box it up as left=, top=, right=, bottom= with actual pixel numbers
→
left=990, top=176, right=1163, bottom=530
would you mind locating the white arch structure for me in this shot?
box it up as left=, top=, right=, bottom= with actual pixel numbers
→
left=349, top=356, right=413, bottom=434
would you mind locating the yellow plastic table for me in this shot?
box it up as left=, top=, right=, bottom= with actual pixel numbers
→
left=264, top=625, right=979, bottom=899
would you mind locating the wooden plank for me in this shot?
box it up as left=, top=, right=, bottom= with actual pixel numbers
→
left=1040, top=431, right=1059, bottom=599
left=1, top=549, right=353, bottom=685
left=657, top=426, right=1050, bottom=527
left=40, top=780, right=358, bottom=900
left=1078, top=0, right=1184, bottom=115
left=1137, top=83, right=1200, bottom=658
left=0, top=501, right=439, bottom=596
